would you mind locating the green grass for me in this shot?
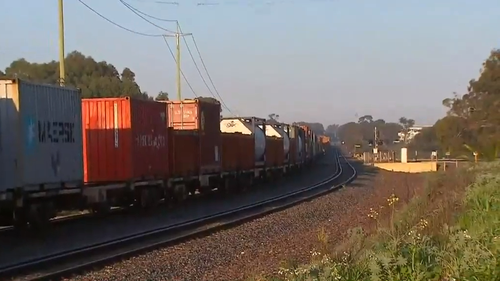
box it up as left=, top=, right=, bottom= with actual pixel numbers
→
left=253, top=163, right=500, bottom=281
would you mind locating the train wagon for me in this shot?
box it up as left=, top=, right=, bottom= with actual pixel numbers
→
left=81, top=97, right=168, bottom=211
left=0, top=78, right=83, bottom=227
left=220, top=117, right=268, bottom=184
left=221, top=132, right=255, bottom=172
left=164, top=98, right=222, bottom=198
left=165, top=98, right=221, bottom=174
left=221, top=117, right=267, bottom=168
left=264, top=122, right=291, bottom=171
left=289, top=125, right=304, bottom=169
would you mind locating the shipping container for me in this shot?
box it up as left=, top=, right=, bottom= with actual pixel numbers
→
left=220, top=117, right=266, bottom=165
left=289, top=138, right=298, bottom=164
left=319, top=135, right=331, bottom=144
left=221, top=132, right=255, bottom=172
left=300, top=125, right=314, bottom=159
left=165, top=98, right=221, bottom=173
left=291, top=125, right=305, bottom=163
left=265, top=137, right=285, bottom=167
left=264, top=123, right=290, bottom=163
left=169, top=129, right=200, bottom=177
left=82, top=97, right=168, bottom=183
left=0, top=79, right=84, bottom=192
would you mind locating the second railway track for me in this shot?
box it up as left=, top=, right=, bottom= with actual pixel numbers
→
left=2, top=150, right=357, bottom=281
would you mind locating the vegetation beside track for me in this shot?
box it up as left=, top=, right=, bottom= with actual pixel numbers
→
left=253, top=163, right=500, bottom=281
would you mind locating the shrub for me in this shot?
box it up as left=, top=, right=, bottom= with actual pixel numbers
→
left=266, top=163, right=499, bottom=281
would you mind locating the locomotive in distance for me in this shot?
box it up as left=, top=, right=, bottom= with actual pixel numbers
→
left=0, top=79, right=331, bottom=229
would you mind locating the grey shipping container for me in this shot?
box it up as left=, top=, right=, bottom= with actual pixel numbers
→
left=0, top=79, right=84, bottom=193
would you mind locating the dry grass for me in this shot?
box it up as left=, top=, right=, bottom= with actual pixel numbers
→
left=255, top=163, right=499, bottom=281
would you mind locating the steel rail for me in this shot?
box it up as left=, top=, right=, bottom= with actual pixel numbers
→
left=3, top=150, right=355, bottom=281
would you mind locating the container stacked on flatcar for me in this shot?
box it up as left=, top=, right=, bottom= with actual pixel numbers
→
left=0, top=78, right=83, bottom=227
left=81, top=97, right=168, bottom=211
left=164, top=97, right=222, bottom=198
left=220, top=117, right=267, bottom=169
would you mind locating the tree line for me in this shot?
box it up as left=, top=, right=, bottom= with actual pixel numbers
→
left=0, top=51, right=169, bottom=101
left=321, top=49, right=500, bottom=160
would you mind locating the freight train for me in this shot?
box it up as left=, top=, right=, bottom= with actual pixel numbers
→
left=0, top=79, right=328, bottom=229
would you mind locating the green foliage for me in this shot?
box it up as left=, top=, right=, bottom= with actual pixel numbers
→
left=2, top=51, right=154, bottom=99
left=432, top=49, right=500, bottom=159
left=336, top=117, right=405, bottom=151
left=267, top=163, right=500, bottom=281
left=155, top=91, right=169, bottom=101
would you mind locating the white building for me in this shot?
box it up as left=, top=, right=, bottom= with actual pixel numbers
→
left=397, top=125, right=433, bottom=142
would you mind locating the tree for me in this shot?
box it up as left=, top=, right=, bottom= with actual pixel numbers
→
left=268, top=113, right=280, bottom=121
left=398, top=117, right=416, bottom=144
left=335, top=115, right=405, bottom=152
left=325, top=124, right=340, bottom=140
left=358, top=115, right=373, bottom=123
left=437, top=49, right=500, bottom=159
left=2, top=51, right=147, bottom=99
left=155, top=91, right=169, bottom=101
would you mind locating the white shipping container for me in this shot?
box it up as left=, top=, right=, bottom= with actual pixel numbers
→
left=0, top=79, right=84, bottom=192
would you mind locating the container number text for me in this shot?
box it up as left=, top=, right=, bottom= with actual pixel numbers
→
left=38, top=121, right=76, bottom=143
left=136, top=134, right=166, bottom=149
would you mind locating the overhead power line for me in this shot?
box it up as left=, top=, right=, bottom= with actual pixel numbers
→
left=119, top=0, right=234, bottom=113
left=119, top=0, right=176, bottom=34
left=189, top=33, right=233, bottom=114
left=78, top=0, right=196, bottom=98
left=162, top=37, right=198, bottom=97
left=77, top=0, right=164, bottom=37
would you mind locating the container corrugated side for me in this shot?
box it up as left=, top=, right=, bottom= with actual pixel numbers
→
left=166, top=98, right=221, bottom=173
left=265, top=137, right=284, bottom=167
left=0, top=79, right=83, bottom=191
left=170, top=130, right=200, bottom=177
left=221, top=133, right=254, bottom=172
left=82, top=97, right=168, bottom=183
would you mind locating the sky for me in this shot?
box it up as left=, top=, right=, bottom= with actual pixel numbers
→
left=1, top=0, right=499, bottom=127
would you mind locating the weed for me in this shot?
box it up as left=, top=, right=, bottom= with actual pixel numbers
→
left=269, top=163, right=499, bottom=281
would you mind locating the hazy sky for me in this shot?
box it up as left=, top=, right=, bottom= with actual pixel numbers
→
left=1, top=0, right=499, bottom=126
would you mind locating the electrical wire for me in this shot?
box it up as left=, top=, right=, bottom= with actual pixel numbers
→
left=78, top=0, right=195, bottom=97
left=118, top=0, right=234, bottom=113
left=180, top=30, right=234, bottom=114
left=77, top=0, right=164, bottom=37
left=162, top=37, right=198, bottom=97
left=119, top=0, right=176, bottom=34
left=119, top=0, right=215, bottom=100
left=189, top=33, right=233, bottom=114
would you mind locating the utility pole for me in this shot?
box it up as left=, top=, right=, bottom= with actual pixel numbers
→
left=164, top=22, right=192, bottom=100
left=58, top=0, right=66, bottom=86
left=373, top=126, right=379, bottom=164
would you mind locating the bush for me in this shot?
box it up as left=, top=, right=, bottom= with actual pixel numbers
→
left=263, top=163, right=500, bottom=281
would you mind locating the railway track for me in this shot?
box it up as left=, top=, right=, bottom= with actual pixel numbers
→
left=1, top=151, right=357, bottom=281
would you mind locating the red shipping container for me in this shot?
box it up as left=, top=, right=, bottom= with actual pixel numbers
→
left=221, top=133, right=255, bottom=172
left=165, top=98, right=221, bottom=174
left=82, top=97, right=168, bottom=183
left=265, top=137, right=285, bottom=167
left=169, top=129, right=200, bottom=177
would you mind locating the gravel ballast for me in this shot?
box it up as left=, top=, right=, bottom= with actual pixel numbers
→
left=66, top=161, right=427, bottom=281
